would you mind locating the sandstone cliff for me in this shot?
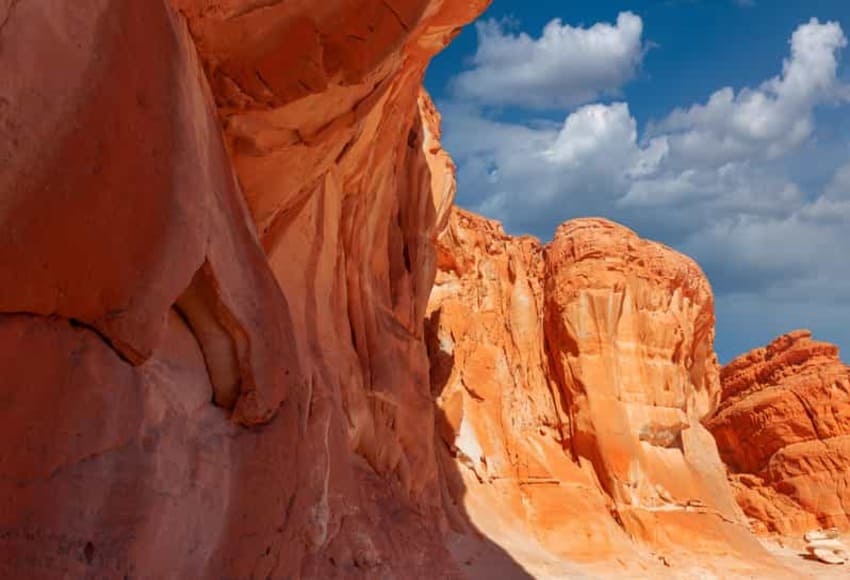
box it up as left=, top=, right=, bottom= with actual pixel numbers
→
left=2, top=1, right=847, bottom=578
left=427, top=210, right=786, bottom=577
left=707, top=330, right=850, bottom=535
left=0, top=0, right=488, bottom=577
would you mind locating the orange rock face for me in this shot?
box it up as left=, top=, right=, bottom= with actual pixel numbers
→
left=0, top=0, right=297, bottom=424
left=706, top=330, right=850, bottom=535
left=0, top=0, right=488, bottom=577
left=428, top=210, right=782, bottom=576
left=4, top=0, right=848, bottom=577
left=544, top=219, right=747, bottom=545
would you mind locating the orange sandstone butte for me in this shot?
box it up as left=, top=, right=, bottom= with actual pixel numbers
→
left=707, top=330, right=850, bottom=536
left=428, top=209, right=791, bottom=577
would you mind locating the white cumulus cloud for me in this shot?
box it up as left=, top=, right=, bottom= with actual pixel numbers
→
left=650, top=18, right=847, bottom=167
left=451, top=12, right=646, bottom=109
left=440, top=17, right=850, bottom=360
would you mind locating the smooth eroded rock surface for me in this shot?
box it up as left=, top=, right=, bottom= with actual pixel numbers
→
left=0, top=0, right=298, bottom=425
left=0, top=0, right=490, bottom=577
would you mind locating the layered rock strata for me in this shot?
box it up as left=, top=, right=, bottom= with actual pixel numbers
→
left=707, top=330, right=850, bottom=535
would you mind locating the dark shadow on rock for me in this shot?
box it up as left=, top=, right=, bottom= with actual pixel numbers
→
left=426, top=308, right=535, bottom=580
left=0, top=0, right=536, bottom=577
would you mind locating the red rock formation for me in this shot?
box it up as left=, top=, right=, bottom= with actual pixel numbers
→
left=545, top=219, right=744, bottom=545
left=4, top=0, right=846, bottom=577
left=706, top=330, right=850, bottom=535
left=428, top=211, right=630, bottom=574
left=428, top=210, right=786, bottom=577
left=0, top=0, right=488, bottom=577
left=0, top=0, right=296, bottom=424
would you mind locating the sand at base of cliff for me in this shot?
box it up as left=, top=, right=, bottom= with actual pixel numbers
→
left=760, top=535, right=848, bottom=579
left=448, top=516, right=849, bottom=579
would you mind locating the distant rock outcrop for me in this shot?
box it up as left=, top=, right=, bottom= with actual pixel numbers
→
left=707, top=330, right=850, bottom=535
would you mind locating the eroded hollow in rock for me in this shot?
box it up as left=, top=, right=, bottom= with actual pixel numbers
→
left=176, top=261, right=244, bottom=409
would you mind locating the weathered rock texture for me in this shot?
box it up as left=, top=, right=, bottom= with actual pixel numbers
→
left=0, top=0, right=489, bottom=577
left=707, top=330, right=850, bottom=535
left=427, top=210, right=785, bottom=577
left=3, top=0, right=845, bottom=577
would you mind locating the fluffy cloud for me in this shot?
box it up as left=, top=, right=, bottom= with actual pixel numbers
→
left=806, top=160, right=850, bottom=222
left=445, top=18, right=847, bottom=233
left=450, top=12, right=645, bottom=109
left=441, top=18, right=850, bottom=360
left=649, top=18, right=847, bottom=167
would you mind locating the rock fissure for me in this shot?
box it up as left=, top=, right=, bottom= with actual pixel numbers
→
left=0, top=312, right=136, bottom=366
left=380, top=0, right=412, bottom=32
left=0, top=0, right=20, bottom=35
left=175, top=261, right=246, bottom=411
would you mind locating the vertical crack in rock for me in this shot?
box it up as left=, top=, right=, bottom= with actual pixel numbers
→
left=381, top=0, right=411, bottom=32
left=0, top=0, right=21, bottom=35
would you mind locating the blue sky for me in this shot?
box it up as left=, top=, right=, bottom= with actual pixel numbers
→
left=425, top=0, right=850, bottom=362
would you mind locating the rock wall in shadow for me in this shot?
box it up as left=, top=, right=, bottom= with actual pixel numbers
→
left=0, top=0, right=529, bottom=577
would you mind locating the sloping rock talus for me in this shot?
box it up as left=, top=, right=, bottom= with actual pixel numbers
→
left=428, top=210, right=785, bottom=576
left=0, top=0, right=487, bottom=577
left=706, top=330, right=850, bottom=535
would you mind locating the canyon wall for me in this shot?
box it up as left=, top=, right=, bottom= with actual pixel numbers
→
left=3, top=0, right=848, bottom=578
left=0, top=0, right=488, bottom=577
left=427, top=210, right=786, bottom=577
left=707, top=330, right=850, bottom=535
